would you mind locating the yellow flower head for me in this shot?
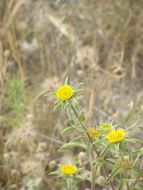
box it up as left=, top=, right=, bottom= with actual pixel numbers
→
left=87, top=128, right=101, bottom=138
left=106, top=129, right=126, bottom=143
left=60, top=164, right=77, bottom=175
left=101, top=122, right=112, bottom=131
left=55, top=85, right=74, bottom=101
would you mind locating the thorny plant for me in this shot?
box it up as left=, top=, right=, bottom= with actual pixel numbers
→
left=47, top=79, right=143, bottom=190
left=47, top=78, right=143, bottom=190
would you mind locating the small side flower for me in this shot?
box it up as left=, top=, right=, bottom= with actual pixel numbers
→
left=87, top=128, right=101, bottom=138
left=106, top=129, right=126, bottom=143
left=100, top=122, right=113, bottom=131
left=60, top=164, right=78, bottom=175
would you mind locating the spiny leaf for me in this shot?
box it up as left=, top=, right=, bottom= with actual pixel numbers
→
left=54, top=102, right=62, bottom=111
left=48, top=170, right=59, bottom=176
left=79, top=112, right=85, bottom=123
left=61, top=126, right=76, bottom=135
left=60, top=142, right=86, bottom=151
left=126, top=137, right=143, bottom=144
left=133, top=165, right=143, bottom=178
left=44, top=92, right=54, bottom=97
left=64, top=77, right=69, bottom=84
left=93, top=158, right=104, bottom=166
left=100, top=143, right=111, bottom=158
left=117, top=173, right=124, bottom=190
left=107, top=166, right=120, bottom=182
left=73, top=83, right=83, bottom=89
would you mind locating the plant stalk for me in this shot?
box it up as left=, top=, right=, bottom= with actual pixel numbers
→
left=91, top=164, right=96, bottom=190
left=69, top=102, right=116, bottom=190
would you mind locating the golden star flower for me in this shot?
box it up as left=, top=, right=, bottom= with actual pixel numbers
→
left=87, top=128, right=101, bottom=138
left=55, top=85, right=74, bottom=101
left=106, top=129, right=126, bottom=143
left=100, top=122, right=112, bottom=131
left=60, top=164, right=77, bottom=175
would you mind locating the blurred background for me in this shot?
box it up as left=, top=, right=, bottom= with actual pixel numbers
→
left=0, top=0, right=143, bottom=189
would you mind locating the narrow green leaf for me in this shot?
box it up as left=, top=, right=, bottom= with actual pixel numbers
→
left=72, top=135, right=86, bottom=142
left=60, top=142, right=86, bottom=151
left=100, top=143, right=111, bottom=158
left=79, top=112, right=85, bottom=123
left=126, top=137, right=143, bottom=144
left=93, top=158, right=104, bottom=166
left=103, top=160, right=113, bottom=168
left=73, top=83, right=83, bottom=90
left=48, top=170, right=59, bottom=176
left=61, top=126, right=76, bottom=135
left=67, top=118, right=75, bottom=125
left=54, top=102, right=62, bottom=111
left=117, top=172, right=124, bottom=190
left=64, top=77, right=69, bottom=84
left=72, top=97, right=79, bottom=105
left=44, top=92, right=54, bottom=97
left=107, top=166, right=120, bottom=182
left=133, top=166, right=143, bottom=178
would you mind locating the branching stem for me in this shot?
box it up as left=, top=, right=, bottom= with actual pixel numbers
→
left=69, top=101, right=116, bottom=190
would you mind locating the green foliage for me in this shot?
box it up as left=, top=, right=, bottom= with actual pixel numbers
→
left=50, top=80, right=143, bottom=190
left=2, top=76, right=31, bottom=128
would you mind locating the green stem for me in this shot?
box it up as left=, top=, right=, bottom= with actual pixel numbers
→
left=91, top=164, right=96, bottom=190
left=67, top=177, right=71, bottom=190
left=69, top=101, right=115, bottom=190
left=70, top=102, right=96, bottom=190
left=120, top=147, right=130, bottom=190
left=124, top=172, right=130, bottom=190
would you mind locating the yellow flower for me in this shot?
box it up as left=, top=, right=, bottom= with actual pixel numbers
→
left=106, top=129, right=126, bottom=143
left=101, top=122, right=112, bottom=131
left=60, top=164, right=77, bottom=175
left=55, top=85, right=74, bottom=101
left=87, top=128, right=101, bottom=138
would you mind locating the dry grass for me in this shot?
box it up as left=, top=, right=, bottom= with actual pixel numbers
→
left=0, top=0, right=143, bottom=189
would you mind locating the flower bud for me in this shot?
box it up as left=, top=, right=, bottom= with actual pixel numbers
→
left=96, top=176, right=106, bottom=186
left=49, top=160, right=57, bottom=169
left=78, top=152, right=86, bottom=162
